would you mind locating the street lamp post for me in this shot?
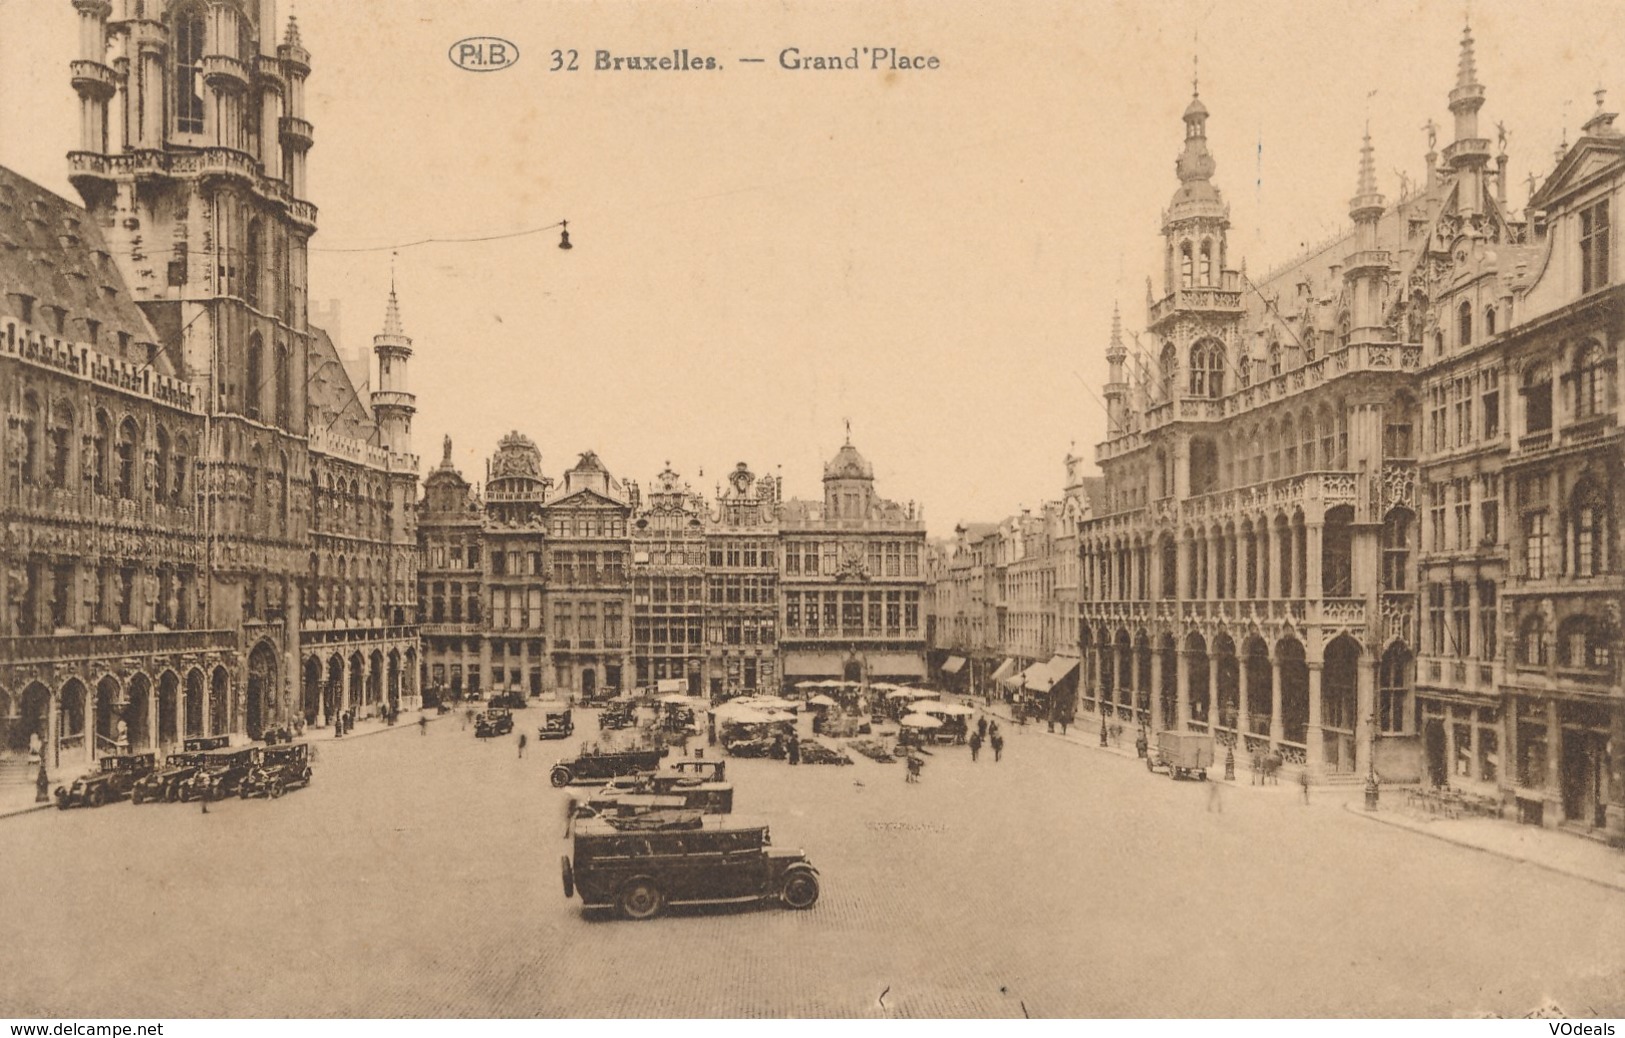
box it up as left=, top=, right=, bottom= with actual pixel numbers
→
left=1364, top=708, right=1380, bottom=810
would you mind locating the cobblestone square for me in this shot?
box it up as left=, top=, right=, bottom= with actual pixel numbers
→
left=4, top=710, right=1622, bottom=1018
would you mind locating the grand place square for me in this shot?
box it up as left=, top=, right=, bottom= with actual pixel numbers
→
left=1, top=0, right=1622, bottom=1021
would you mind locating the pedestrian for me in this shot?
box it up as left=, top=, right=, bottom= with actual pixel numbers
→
left=990, top=732, right=1004, bottom=763
left=977, top=716, right=988, bottom=741
left=34, top=762, right=49, bottom=803
left=518, top=732, right=528, bottom=759
left=969, top=731, right=982, bottom=762
left=1299, top=767, right=1311, bottom=805
left=419, top=714, right=427, bottom=736
left=906, top=754, right=922, bottom=783
left=1206, top=778, right=1223, bottom=813
left=788, top=734, right=801, bottom=766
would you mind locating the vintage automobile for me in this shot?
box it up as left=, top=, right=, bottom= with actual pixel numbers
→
left=597, top=698, right=636, bottom=730
left=131, top=736, right=229, bottom=804
left=177, top=746, right=259, bottom=801
left=55, top=752, right=156, bottom=809
left=239, top=742, right=314, bottom=798
left=488, top=691, right=528, bottom=710
left=474, top=708, right=515, bottom=739
left=549, top=745, right=668, bottom=787
left=536, top=700, right=574, bottom=740
left=561, top=813, right=820, bottom=920
left=1146, top=729, right=1214, bottom=781
left=579, top=771, right=735, bottom=816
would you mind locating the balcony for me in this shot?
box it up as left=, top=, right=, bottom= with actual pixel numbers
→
left=69, top=60, right=116, bottom=99
left=0, top=628, right=236, bottom=665
left=200, top=54, right=252, bottom=92
left=280, top=115, right=314, bottom=149
left=1148, top=285, right=1245, bottom=325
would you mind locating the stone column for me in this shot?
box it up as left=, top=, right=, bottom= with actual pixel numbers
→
left=1306, top=523, right=1324, bottom=600
left=1543, top=697, right=1563, bottom=826
left=1207, top=652, right=1220, bottom=729
left=1355, top=657, right=1376, bottom=777
left=1269, top=652, right=1285, bottom=747
left=1306, top=661, right=1324, bottom=777
left=339, top=659, right=352, bottom=721
left=1175, top=648, right=1190, bottom=728
left=1237, top=651, right=1251, bottom=742
left=1258, top=522, right=1272, bottom=602
left=1149, top=648, right=1164, bottom=733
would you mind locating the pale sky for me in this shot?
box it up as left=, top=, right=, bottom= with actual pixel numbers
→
left=3, top=0, right=1622, bottom=534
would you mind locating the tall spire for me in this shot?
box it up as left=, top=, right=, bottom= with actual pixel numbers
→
left=381, top=285, right=406, bottom=341
left=1455, top=21, right=1478, bottom=93
left=1448, top=20, right=1487, bottom=149
left=284, top=13, right=303, bottom=49
left=1357, top=124, right=1377, bottom=197
left=1109, top=301, right=1124, bottom=354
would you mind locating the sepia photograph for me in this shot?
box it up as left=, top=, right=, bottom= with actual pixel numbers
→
left=0, top=0, right=1622, bottom=1023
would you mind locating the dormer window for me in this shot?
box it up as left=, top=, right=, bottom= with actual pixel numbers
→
left=1581, top=199, right=1610, bottom=293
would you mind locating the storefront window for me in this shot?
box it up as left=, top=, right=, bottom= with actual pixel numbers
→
left=1516, top=714, right=1546, bottom=789
left=1477, top=724, right=1498, bottom=784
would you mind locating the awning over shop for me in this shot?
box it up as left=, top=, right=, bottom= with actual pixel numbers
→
left=989, top=658, right=1017, bottom=683
left=1045, top=654, right=1081, bottom=688
left=942, top=656, right=966, bottom=674
left=1017, top=662, right=1053, bottom=692
left=656, top=678, right=685, bottom=694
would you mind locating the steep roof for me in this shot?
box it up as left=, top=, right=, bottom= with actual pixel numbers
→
left=0, top=165, right=163, bottom=369
left=307, top=325, right=373, bottom=441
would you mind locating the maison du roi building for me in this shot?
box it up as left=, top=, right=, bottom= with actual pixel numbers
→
left=1042, top=27, right=1620, bottom=844
left=417, top=437, right=929, bottom=701
left=0, top=3, right=421, bottom=792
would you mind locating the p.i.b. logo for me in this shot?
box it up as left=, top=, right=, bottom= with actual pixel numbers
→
left=450, top=37, right=520, bottom=72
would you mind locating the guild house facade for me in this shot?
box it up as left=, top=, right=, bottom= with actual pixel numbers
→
left=418, top=438, right=927, bottom=701
left=1070, top=28, right=1621, bottom=843
left=0, top=2, right=419, bottom=794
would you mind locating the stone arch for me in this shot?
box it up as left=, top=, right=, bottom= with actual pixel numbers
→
left=125, top=671, right=153, bottom=751
left=58, top=677, right=88, bottom=762
left=1276, top=636, right=1309, bottom=745
left=1241, top=635, right=1271, bottom=736
left=387, top=648, right=402, bottom=710
left=1212, top=631, right=1240, bottom=730
left=302, top=656, right=323, bottom=725
left=94, top=673, right=122, bottom=756
left=246, top=639, right=278, bottom=740
left=209, top=665, right=230, bottom=735
left=1322, top=634, right=1361, bottom=773
left=6, top=681, right=51, bottom=758
left=369, top=649, right=385, bottom=712
left=184, top=668, right=205, bottom=737
left=157, top=669, right=180, bottom=746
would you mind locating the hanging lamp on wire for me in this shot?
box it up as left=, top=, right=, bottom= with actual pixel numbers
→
left=558, top=219, right=573, bottom=250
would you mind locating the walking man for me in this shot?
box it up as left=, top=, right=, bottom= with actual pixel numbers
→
left=788, top=733, right=801, bottom=766
left=419, top=714, right=428, bottom=736
left=990, top=732, right=1004, bottom=763
left=1299, top=767, right=1311, bottom=805
left=977, top=716, right=988, bottom=742
left=969, top=731, right=982, bottom=762
left=518, top=732, right=528, bottom=759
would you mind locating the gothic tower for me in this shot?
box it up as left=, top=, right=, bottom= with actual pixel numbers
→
left=66, top=0, right=318, bottom=708
left=371, top=286, right=415, bottom=457
left=1344, top=128, right=1392, bottom=345
left=1103, top=302, right=1128, bottom=435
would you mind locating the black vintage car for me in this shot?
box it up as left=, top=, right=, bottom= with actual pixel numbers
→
left=177, top=746, right=258, bottom=801
left=131, top=736, right=229, bottom=804
left=239, top=742, right=314, bottom=798
left=55, top=752, right=157, bottom=809
left=536, top=700, right=574, bottom=740
left=474, top=708, right=514, bottom=738
left=597, top=700, right=635, bottom=730
left=549, top=745, right=669, bottom=787
left=562, top=814, right=820, bottom=920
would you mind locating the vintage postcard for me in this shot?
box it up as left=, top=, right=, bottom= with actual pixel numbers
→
left=0, top=0, right=1621, bottom=1023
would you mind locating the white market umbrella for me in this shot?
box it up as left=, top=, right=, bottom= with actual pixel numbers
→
left=806, top=694, right=838, bottom=707
left=900, top=713, right=943, bottom=729
left=918, top=700, right=973, bottom=716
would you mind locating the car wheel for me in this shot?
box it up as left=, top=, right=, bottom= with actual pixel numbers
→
left=549, top=766, right=572, bottom=788
left=561, top=855, right=575, bottom=899
left=88, top=786, right=107, bottom=808
left=270, top=779, right=285, bottom=799
left=240, top=786, right=252, bottom=799
left=781, top=870, right=820, bottom=910
left=301, top=767, right=312, bottom=785
left=617, top=879, right=664, bottom=921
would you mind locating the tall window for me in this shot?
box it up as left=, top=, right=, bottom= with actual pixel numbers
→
left=1180, top=242, right=1193, bottom=289
left=18, top=391, right=39, bottom=485
left=1524, top=511, right=1548, bottom=579
left=245, top=334, right=263, bottom=421
left=1571, top=481, right=1608, bottom=578
left=1427, top=583, right=1446, bottom=655
left=1189, top=340, right=1224, bottom=399
left=1381, top=509, right=1411, bottom=591
left=1477, top=581, right=1497, bottom=662
left=1450, top=581, right=1471, bottom=658
left=174, top=6, right=206, bottom=134
left=1522, top=365, right=1553, bottom=434
left=1269, top=343, right=1282, bottom=378
left=245, top=221, right=262, bottom=309
left=1484, top=306, right=1497, bottom=337
left=1519, top=614, right=1547, bottom=666
left=274, top=343, right=290, bottom=426
left=1457, top=301, right=1472, bottom=347
left=115, top=417, right=138, bottom=500
left=1160, top=342, right=1177, bottom=402
left=1198, top=241, right=1212, bottom=285
left=1573, top=340, right=1611, bottom=420
left=1580, top=198, right=1610, bottom=294
left=1378, top=645, right=1410, bottom=734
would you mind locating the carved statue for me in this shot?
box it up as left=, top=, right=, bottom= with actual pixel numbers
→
left=1422, top=118, right=1439, bottom=152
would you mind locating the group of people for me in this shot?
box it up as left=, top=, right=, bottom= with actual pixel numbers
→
left=967, top=715, right=1004, bottom=764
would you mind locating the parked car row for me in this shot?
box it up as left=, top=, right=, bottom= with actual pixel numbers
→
left=56, top=737, right=315, bottom=809
left=554, top=722, right=821, bottom=922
